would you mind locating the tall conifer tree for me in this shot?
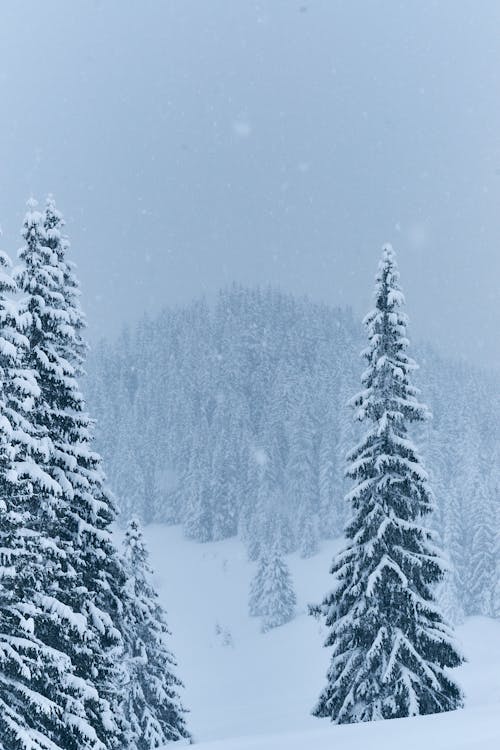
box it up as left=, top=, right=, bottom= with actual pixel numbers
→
left=0, top=240, right=102, bottom=749
left=313, top=245, right=463, bottom=723
left=122, top=518, right=190, bottom=748
left=13, top=199, right=128, bottom=747
left=249, top=542, right=296, bottom=632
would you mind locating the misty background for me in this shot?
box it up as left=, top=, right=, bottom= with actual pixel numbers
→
left=0, top=0, right=499, bottom=367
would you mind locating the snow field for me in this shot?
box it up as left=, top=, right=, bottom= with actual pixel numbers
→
left=138, top=525, right=500, bottom=749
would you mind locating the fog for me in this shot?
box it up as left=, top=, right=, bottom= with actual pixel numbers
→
left=0, top=1, right=499, bottom=367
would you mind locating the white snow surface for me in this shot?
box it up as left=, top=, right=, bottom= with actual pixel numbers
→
left=130, top=525, right=500, bottom=749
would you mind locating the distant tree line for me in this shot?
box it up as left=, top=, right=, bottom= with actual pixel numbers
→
left=88, top=283, right=500, bottom=624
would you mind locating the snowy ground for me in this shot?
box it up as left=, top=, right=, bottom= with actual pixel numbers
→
left=136, top=525, right=500, bottom=749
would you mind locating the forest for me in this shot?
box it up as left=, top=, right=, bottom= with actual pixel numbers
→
left=88, top=283, right=500, bottom=625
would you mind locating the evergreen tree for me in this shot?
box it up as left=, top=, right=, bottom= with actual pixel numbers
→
left=298, top=512, right=320, bottom=559
left=287, top=391, right=319, bottom=557
left=244, top=436, right=292, bottom=561
left=248, top=554, right=267, bottom=618
left=318, top=417, right=344, bottom=539
left=313, top=245, right=463, bottom=723
left=130, top=373, right=162, bottom=525
left=183, top=422, right=212, bottom=542
left=239, top=444, right=264, bottom=559
left=122, top=518, right=190, bottom=748
left=441, top=479, right=467, bottom=623
left=112, top=383, right=144, bottom=521
left=248, top=537, right=296, bottom=631
left=493, top=487, right=500, bottom=618
left=0, top=244, right=102, bottom=749
left=13, top=198, right=128, bottom=747
left=467, top=468, right=497, bottom=616
left=209, top=394, right=239, bottom=540
left=43, top=195, right=87, bottom=368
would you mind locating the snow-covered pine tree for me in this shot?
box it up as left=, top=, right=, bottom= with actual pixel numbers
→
left=467, top=467, right=498, bottom=616
left=244, top=435, right=292, bottom=561
left=439, top=469, right=466, bottom=624
left=183, top=421, right=212, bottom=542
left=317, top=417, right=342, bottom=539
left=209, top=394, right=239, bottom=540
left=248, top=534, right=296, bottom=632
left=0, top=245, right=103, bottom=749
left=494, top=484, right=500, bottom=618
left=43, top=195, right=87, bottom=368
left=14, top=198, right=128, bottom=748
left=287, top=394, right=319, bottom=558
left=126, top=364, right=162, bottom=525
left=248, top=553, right=267, bottom=618
left=113, top=395, right=145, bottom=521
left=313, top=244, right=463, bottom=723
left=122, top=518, right=190, bottom=748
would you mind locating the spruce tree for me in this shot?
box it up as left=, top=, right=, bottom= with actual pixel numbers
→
left=287, top=394, right=319, bottom=558
left=0, top=245, right=102, bottom=749
left=113, top=399, right=145, bottom=522
left=13, top=198, right=128, bottom=747
left=318, top=419, right=344, bottom=538
left=248, top=537, right=296, bottom=632
left=183, top=423, right=212, bottom=542
left=248, top=554, right=267, bottom=618
left=467, top=469, right=497, bottom=616
left=209, top=395, right=239, bottom=540
left=122, top=518, right=190, bottom=748
left=313, top=244, right=463, bottom=723
left=43, top=195, right=87, bottom=368
left=245, top=436, right=292, bottom=561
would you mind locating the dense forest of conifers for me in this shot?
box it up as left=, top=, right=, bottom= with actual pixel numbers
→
left=87, top=284, right=500, bottom=623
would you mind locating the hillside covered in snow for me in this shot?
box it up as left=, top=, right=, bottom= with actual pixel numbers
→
left=89, top=287, right=500, bottom=625
left=134, top=525, right=500, bottom=749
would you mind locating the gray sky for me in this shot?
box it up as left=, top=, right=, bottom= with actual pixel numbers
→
left=1, top=1, right=499, bottom=367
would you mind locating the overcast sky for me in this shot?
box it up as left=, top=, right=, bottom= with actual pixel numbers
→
left=0, top=1, right=499, bottom=368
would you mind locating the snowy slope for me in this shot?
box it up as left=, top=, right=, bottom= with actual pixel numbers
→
left=136, top=525, right=500, bottom=749
left=183, top=705, right=500, bottom=750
